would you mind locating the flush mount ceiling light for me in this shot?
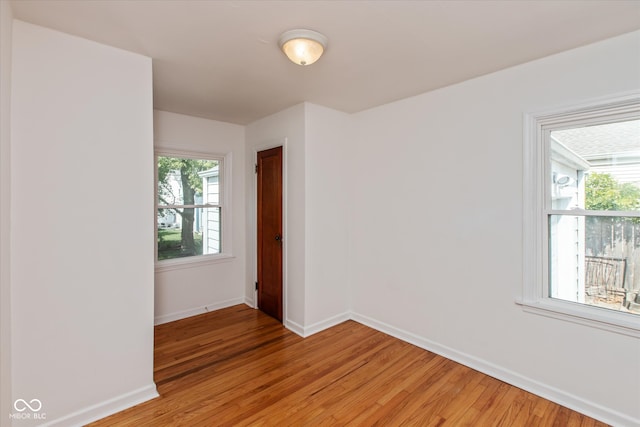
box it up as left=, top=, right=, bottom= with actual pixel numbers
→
left=278, top=29, right=327, bottom=66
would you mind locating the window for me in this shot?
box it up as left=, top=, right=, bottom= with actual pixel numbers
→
left=156, top=151, right=230, bottom=266
left=523, top=94, right=640, bottom=336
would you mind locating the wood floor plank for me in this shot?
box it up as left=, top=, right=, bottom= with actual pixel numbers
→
left=87, top=305, right=610, bottom=427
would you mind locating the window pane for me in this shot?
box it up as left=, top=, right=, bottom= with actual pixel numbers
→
left=156, top=155, right=222, bottom=261
left=549, top=214, right=639, bottom=314
left=157, top=156, right=219, bottom=205
left=550, top=119, right=640, bottom=211
left=157, top=207, right=221, bottom=260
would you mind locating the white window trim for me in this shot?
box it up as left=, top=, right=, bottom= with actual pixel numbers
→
left=155, top=149, right=234, bottom=272
left=521, top=92, right=640, bottom=338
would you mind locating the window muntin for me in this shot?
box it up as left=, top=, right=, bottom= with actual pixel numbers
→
left=156, top=154, right=223, bottom=262
left=545, top=119, right=640, bottom=316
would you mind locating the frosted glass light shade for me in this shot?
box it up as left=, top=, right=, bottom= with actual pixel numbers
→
left=279, top=29, right=327, bottom=66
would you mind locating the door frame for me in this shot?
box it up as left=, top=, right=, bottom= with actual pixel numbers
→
left=252, top=138, right=287, bottom=323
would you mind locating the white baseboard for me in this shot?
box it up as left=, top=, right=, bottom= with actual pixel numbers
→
left=302, top=312, right=351, bottom=337
left=154, top=297, right=245, bottom=325
left=41, top=383, right=158, bottom=427
left=284, top=318, right=305, bottom=337
left=284, top=312, right=350, bottom=338
left=351, top=311, right=639, bottom=427
left=244, top=296, right=255, bottom=308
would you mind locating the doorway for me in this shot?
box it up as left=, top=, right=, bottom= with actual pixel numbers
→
left=256, top=146, right=283, bottom=322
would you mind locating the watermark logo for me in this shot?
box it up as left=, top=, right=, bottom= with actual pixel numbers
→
left=14, top=399, right=42, bottom=412
left=9, top=399, right=46, bottom=421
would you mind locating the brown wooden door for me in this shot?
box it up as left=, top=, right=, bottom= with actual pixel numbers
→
left=257, top=146, right=283, bottom=322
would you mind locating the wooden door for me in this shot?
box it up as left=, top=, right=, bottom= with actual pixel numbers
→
left=257, top=146, right=283, bottom=322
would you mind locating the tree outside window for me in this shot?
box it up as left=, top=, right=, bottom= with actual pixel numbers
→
left=157, top=155, right=221, bottom=261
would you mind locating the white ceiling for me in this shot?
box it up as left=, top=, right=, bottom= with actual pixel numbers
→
left=10, top=0, right=640, bottom=125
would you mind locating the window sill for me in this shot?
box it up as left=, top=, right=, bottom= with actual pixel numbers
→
left=155, top=253, right=235, bottom=273
left=517, top=298, right=640, bottom=338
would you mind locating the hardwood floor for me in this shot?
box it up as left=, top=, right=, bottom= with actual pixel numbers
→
left=88, top=305, right=608, bottom=426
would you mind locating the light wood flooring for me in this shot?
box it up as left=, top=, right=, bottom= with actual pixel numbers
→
left=88, top=305, right=608, bottom=426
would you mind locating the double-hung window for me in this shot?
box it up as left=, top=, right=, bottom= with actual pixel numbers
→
left=523, top=94, right=640, bottom=336
left=156, top=151, right=230, bottom=266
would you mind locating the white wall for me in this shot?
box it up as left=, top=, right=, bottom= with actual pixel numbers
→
left=246, top=104, right=307, bottom=330
left=349, top=30, right=640, bottom=426
left=244, top=103, right=352, bottom=335
left=11, top=20, right=156, bottom=426
left=304, top=104, right=352, bottom=331
left=1, top=0, right=13, bottom=423
left=154, top=110, right=246, bottom=323
left=5, top=14, right=635, bottom=427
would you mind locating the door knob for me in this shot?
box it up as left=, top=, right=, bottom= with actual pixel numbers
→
left=275, top=234, right=282, bottom=242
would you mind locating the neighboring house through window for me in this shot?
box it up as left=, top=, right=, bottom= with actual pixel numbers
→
left=523, top=94, right=640, bottom=337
